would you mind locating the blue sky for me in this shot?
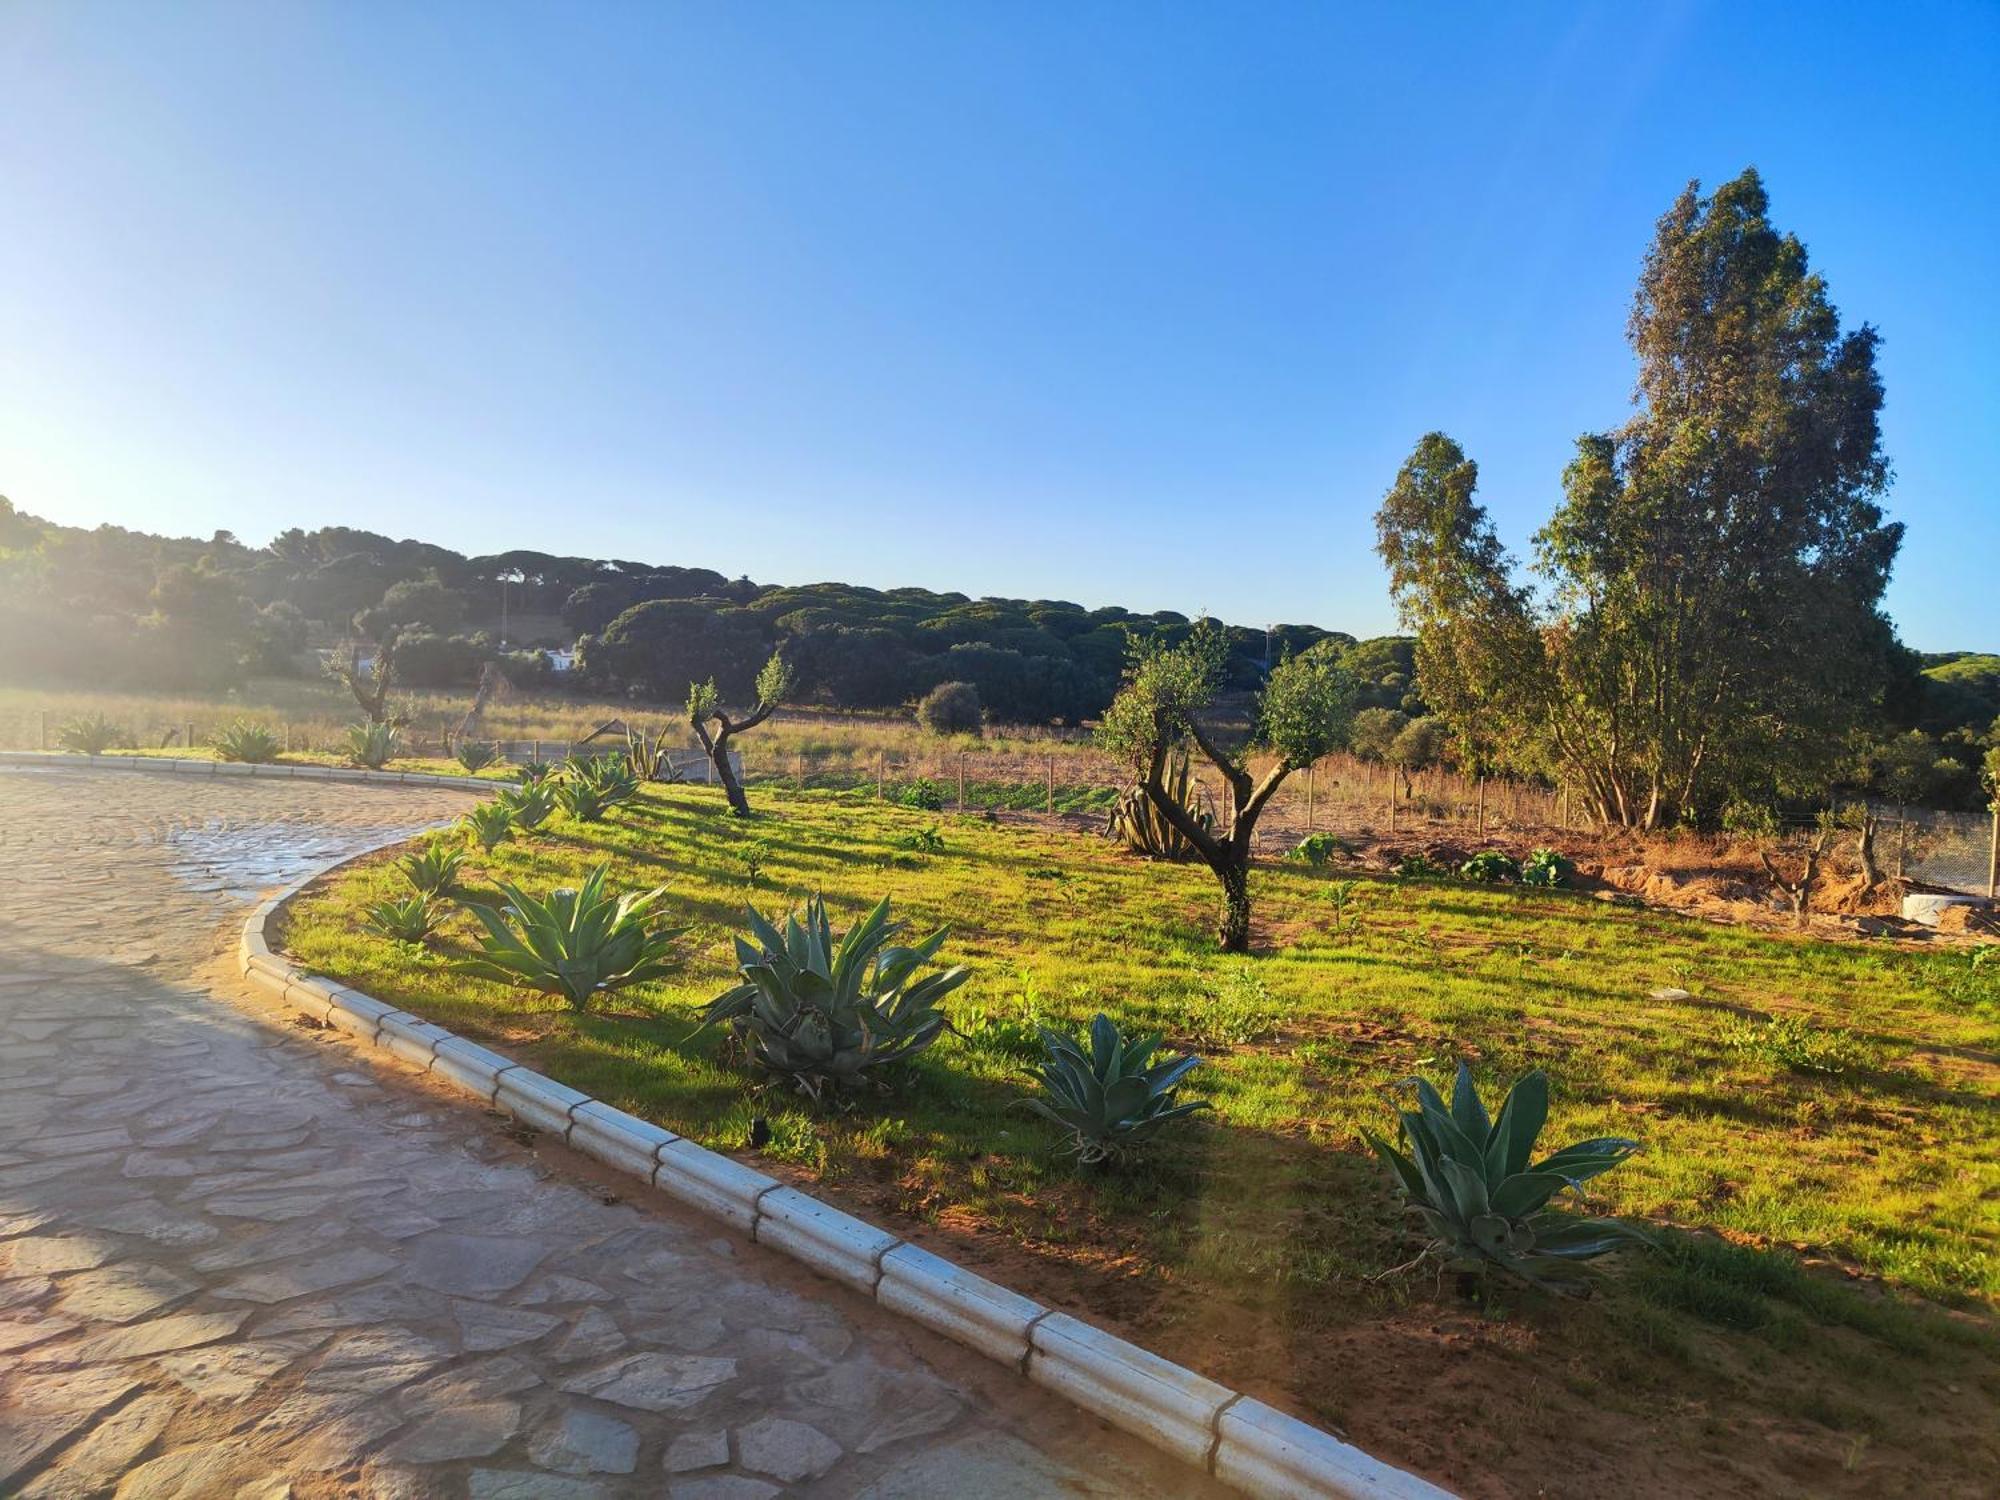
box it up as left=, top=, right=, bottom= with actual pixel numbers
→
left=1, top=2, right=1994, bottom=648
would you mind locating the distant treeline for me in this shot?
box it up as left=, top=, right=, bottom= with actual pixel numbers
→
left=3, top=501, right=1993, bottom=807
left=0, top=502, right=1424, bottom=724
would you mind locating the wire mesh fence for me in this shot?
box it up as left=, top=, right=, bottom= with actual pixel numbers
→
left=5, top=699, right=1993, bottom=894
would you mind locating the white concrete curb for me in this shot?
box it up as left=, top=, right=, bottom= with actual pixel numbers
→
left=0, top=748, right=500, bottom=791
left=20, top=752, right=1451, bottom=1500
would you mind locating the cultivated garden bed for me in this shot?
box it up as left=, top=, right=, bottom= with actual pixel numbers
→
left=277, top=781, right=2000, bottom=1498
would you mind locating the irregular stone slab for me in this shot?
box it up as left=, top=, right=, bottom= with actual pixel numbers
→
left=559, top=1352, right=737, bottom=1412
left=50, top=1263, right=200, bottom=1324
left=468, top=1472, right=614, bottom=1500
left=34, top=1307, right=249, bottom=1364
left=0, top=1275, right=56, bottom=1311
left=666, top=1479, right=780, bottom=1500
left=303, top=1327, right=451, bottom=1394
left=2, top=1234, right=122, bottom=1277
left=108, top=1438, right=280, bottom=1500
left=188, top=1218, right=352, bottom=1272
left=850, top=1431, right=1127, bottom=1498
left=406, top=1233, right=550, bottom=1297
left=550, top=1307, right=625, bottom=1363
left=736, top=1415, right=843, bottom=1483
left=19, top=1391, right=176, bottom=1500
left=383, top=1400, right=523, bottom=1463
left=454, top=1299, right=563, bottom=1351
left=0, top=1413, right=95, bottom=1491
left=156, top=1339, right=309, bottom=1401
left=7, top=1367, right=142, bottom=1416
left=398, top=1355, right=540, bottom=1414
left=215, top=1245, right=397, bottom=1303
left=517, top=1275, right=609, bottom=1305
left=663, top=1430, right=729, bottom=1473
left=528, top=1407, right=640, bottom=1475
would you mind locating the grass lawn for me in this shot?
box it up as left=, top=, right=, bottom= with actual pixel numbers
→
left=279, top=782, right=2000, bottom=1497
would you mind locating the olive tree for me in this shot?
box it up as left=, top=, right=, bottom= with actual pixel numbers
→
left=689, top=651, right=793, bottom=816
left=1100, top=623, right=1355, bottom=952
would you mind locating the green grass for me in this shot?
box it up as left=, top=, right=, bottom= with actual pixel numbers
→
left=280, top=782, right=2000, bottom=1489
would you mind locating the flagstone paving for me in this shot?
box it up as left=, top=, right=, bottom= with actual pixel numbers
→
left=0, top=767, right=1216, bottom=1498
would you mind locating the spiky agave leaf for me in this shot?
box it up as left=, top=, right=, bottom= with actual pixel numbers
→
left=459, top=801, right=515, bottom=851
left=398, top=843, right=467, bottom=898
left=457, top=863, right=685, bottom=1010
left=698, top=895, right=967, bottom=1101
left=364, top=893, right=440, bottom=944
left=1020, top=1013, right=1210, bottom=1165
left=1369, top=1060, right=1649, bottom=1291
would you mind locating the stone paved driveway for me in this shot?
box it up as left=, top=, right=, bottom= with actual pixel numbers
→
left=0, top=767, right=1215, bottom=1499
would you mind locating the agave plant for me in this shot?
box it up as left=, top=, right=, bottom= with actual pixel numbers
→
left=497, top=781, right=556, bottom=832
left=346, top=721, right=399, bottom=770
left=57, top=713, right=126, bottom=756
left=1106, top=748, right=1211, bottom=860
left=397, top=842, right=467, bottom=898
left=554, top=775, right=615, bottom=824
left=460, top=801, right=515, bottom=851
left=459, top=864, right=685, bottom=1010
left=1364, top=1061, right=1650, bottom=1292
left=455, top=739, right=502, bottom=774
left=516, top=760, right=557, bottom=786
left=364, top=893, right=441, bottom=944
left=212, top=720, right=281, bottom=764
left=1020, top=1014, right=1210, bottom=1164
left=699, top=896, right=968, bottom=1102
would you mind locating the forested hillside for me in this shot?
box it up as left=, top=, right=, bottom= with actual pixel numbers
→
left=0, top=500, right=1418, bottom=726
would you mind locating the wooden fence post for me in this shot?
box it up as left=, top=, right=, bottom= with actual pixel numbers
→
left=877, top=752, right=885, bottom=800
left=1987, top=804, right=1997, bottom=899
left=1476, top=776, right=1486, bottom=839
left=38, top=710, right=48, bottom=750
left=956, top=752, right=966, bottom=811
left=1046, top=754, right=1055, bottom=815
left=1306, top=762, right=1315, bottom=832
left=794, top=752, right=804, bottom=792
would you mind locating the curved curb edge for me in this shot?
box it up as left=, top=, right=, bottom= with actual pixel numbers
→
left=0, top=749, right=500, bottom=790
left=19, top=751, right=1452, bottom=1500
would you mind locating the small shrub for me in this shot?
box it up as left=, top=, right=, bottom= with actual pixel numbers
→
left=1723, top=1015, right=1874, bottom=1076
left=1365, top=1061, right=1650, bottom=1292
left=736, top=839, right=771, bottom=887
left=212, top=720, right=280, bottom=764
left=364, top=894, right=441, bottom=944
left=397, top=843, right=467, bottom=898
left=916, top=680, right=983, bottom=737
left=1520, top=848, right=1575, bottom=888
left=900, top=778, right=946, bottom=812
left=897, top=823, right=947, bottom=854
left=1321, top=878, right=1363, bottom=939
left=57, top=713, right=125, bottom=756
left=1395, top=852, right=1447, bottom=880
left=1021, top=1014, right=1210, bottom=1165
left=497, top=781, right=556, bottom=832
left=460, top=864, right=686, bottom=1011
left=1186, top=964, right=1282, bottom=1047
left=346, top=721, right=399, bottom=769
left=455, top=740, right=502, bottom=774
left=699, top=895, right=968, bottom=1101
left=1461, top=850, right=1522, bottom=884
left=1721, top=798, right=1780, bottom=840
left=460, top=801, right=515, bottom=852
left=1286, top=832, right=1350, bottom=867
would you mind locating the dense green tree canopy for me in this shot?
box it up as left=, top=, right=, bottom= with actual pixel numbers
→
left=1378, top=169, right=1907, bottom=827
